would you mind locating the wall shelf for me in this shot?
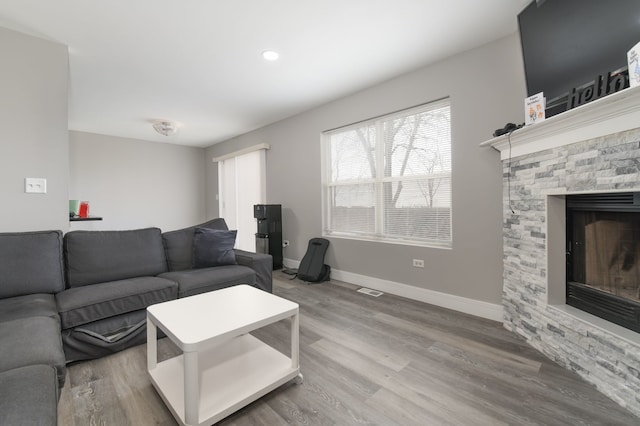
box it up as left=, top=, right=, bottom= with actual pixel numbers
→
left=70, top=216, right=103, bottom=222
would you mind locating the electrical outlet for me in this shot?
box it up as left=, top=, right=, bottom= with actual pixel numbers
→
left=412, top=259, right=424, bottom=268
left=25, top=178, right=47, bottom=194
left=283, top=240, right=290, bottom=248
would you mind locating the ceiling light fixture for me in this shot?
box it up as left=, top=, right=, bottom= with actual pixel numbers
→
left=262, top=50, right=279, bottom=61
left=152, top=120, right=179, bottom=136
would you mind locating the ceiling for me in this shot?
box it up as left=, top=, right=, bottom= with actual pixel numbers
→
left=0, top=0, right=531, bottom=147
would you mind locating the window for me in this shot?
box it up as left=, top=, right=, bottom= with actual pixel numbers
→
left=321, top=99, right=451, bottom=247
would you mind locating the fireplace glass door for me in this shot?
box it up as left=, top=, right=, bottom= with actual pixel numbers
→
left=566, top=193, right=640, bottom=333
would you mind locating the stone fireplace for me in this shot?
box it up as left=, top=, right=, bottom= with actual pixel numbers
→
left=482, top=86, right=640, bottom=417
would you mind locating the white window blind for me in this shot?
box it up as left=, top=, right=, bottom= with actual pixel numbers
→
left=216, top=146, right=268, bottom=251
left=322, top=99, right=452, bottom=247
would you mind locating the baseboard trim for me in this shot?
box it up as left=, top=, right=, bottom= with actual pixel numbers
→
left=282, top=258, right=503, bottom=322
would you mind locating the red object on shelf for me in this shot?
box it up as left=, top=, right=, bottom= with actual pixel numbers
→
left=79, top=202, right=90, bottom=218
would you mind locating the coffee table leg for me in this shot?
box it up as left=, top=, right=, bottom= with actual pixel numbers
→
left=147, top=318, right=157, bottom=371
left=291, top=310, right=299, bottom=369
left=184, top=351, right=199, bottom=425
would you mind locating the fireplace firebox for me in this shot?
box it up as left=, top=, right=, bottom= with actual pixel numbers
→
left=566, top=192, right=640, bottom=333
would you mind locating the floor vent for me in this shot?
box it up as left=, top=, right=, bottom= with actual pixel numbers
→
left=357, top=288, right=384, bottom=297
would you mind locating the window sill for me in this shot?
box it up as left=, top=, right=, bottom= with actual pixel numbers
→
left=324, top=232, right=452, bottom=250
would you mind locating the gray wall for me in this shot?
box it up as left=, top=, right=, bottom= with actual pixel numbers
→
left=205, top=149, right=219, bottom=219
left=0, top=27, right=69, bottom=232
left=69, top=131, right=207, bottom=231
left=206, top=34, right=526, bottom=304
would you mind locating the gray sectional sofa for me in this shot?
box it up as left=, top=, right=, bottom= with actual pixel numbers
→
left=0, top=218, right=272, bottom=425
left=0, top=230, right=67, bottom=426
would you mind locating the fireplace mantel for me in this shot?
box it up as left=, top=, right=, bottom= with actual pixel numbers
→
left=480, top=85, right=640, bottom=160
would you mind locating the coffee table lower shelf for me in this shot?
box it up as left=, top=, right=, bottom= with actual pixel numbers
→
left=149, top=334, right=300, bottom=426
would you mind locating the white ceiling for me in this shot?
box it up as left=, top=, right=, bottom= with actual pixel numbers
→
left=0, top=0, right=531, bottom=147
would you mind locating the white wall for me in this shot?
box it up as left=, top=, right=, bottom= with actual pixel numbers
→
left=206, top=34, right=526, bottom=306
left=69, top=131, right=207, bottom=231
left=0, top=26, right=211, bottom=234
left=0, top=27, right=69, bottom=232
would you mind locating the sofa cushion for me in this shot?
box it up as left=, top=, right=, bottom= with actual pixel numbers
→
left=61, top=310, right=149, bottom=363
left=193, top=228, right=237, bottom=268
left=64, top=227, right=168, bottom=287
left=0, top=230, right=65, bottom=298
left=0, top=317, right=66, bottom=387
left=56, top=276, right=178, bottom=329
left=0, top=294, right=59, bottom=323
left=159, top=265, right=256, bottom=298
left=0, top=365, right=58, bottom=426
left=162, top=218, right=229, bottom=271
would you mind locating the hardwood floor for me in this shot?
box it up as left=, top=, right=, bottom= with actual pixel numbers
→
left=58, top=274, right=639, bottom=425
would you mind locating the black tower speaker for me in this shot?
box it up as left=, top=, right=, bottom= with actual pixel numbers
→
left=253, top=204, right=282, bottom=270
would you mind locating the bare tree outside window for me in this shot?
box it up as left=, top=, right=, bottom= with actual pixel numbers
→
left=323, top=99, right=451, bottom=247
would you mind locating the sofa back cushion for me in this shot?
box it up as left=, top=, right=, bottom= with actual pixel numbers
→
left=64, top=228, right=168, bottom=287
left=0, top=230, right=65, bottom=298
left=162, top=218, right=228, bottom=271
left=192, top=228, right=238, bottom=268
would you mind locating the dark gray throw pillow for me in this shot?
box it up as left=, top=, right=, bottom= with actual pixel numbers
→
left=192, top=227, right=237, bottom=268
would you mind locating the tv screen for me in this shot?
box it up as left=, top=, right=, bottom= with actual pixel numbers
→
left=518, top=0, right=640, bottom=117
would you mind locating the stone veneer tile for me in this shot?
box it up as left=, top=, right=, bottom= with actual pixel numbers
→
left=502, top=127, right=640, bottom=417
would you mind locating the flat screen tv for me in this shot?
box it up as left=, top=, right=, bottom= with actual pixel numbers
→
left=518, top=0, right=640, bottom=117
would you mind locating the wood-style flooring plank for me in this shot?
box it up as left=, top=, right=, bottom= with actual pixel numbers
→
left=57, top=275, right=639, bottom=425
left=220, top=400, right=286, bottom=426
left=302, top=315, right=412, bottom=372
left=57, top=371, right=75, bottom=426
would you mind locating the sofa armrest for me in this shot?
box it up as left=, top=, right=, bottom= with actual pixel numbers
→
left=233, top=250, right=273, bottom=293
left=0, top=365, right=59, bottom=426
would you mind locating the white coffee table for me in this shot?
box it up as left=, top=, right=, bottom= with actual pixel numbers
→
left=147, top=284, right=301, bottom=426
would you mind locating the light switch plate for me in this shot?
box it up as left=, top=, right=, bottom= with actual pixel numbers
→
left=25, top=178, right=47, bottom=194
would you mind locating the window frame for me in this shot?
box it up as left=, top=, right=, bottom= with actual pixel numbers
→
left=321, top=98, right=452, bottom=248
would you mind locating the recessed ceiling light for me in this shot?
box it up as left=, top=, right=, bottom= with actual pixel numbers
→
left=262, top=50, right=279, bottom=61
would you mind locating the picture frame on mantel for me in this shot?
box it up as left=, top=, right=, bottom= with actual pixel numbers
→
left=480, top=85, right=640, bottom=160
